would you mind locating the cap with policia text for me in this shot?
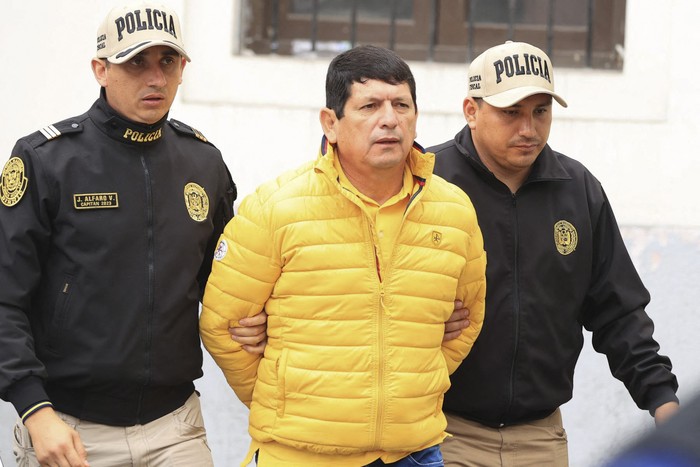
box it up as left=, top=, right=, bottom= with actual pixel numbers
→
left=468, top=41, right=567, bottom=108
left=96, top=2, right=191, bottom=64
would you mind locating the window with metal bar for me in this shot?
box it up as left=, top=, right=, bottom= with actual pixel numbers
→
left=240, top=0, right=625, bottom=69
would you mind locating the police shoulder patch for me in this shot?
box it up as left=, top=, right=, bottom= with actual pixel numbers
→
left=1, top=157, right=29, bottom=207
left=169, top=119, right=212, bottom=145
left=27, top=118, right=85, bottom=148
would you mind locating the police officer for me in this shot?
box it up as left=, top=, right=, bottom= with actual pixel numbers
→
left=0, top=3, right=263, bottom=466
left=430, top=41, right=679, bottom=466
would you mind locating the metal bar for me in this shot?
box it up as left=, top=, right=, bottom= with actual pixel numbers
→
left=547, top=0, right=554, bottom=57
left=270, top=0, right=280, bottom=53
left=311, top=0, right=319, bottom=52
left=508, top=0, right=517, bottom=40
left=468, top=0, right=476, bottom=62
left=350, top=0, right=358, bottom=47
left=427, top=0, right=438, bottom=61
left=389, top=0, right=398, bottom=50
left=586, top=0, right=595, bottom=67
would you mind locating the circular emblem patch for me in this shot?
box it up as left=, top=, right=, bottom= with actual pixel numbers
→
left=554, top=220, right=578, bottom=255
left=183, top=182, right=209, bottom=222
left=1, top=157, right=29, bottom=207
left=214, top=239, right=228, bottom=261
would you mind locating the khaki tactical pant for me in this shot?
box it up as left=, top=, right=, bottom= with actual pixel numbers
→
left=441, top=408, right=568, bottom=467
left=14, top=391, right=213, bottom=467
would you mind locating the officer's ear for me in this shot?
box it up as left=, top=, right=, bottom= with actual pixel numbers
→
left=463, top=97, right=480, bottom=129
left=179, top=56, right=187, bottom=84
left=92, top=58, right=108, bottom=88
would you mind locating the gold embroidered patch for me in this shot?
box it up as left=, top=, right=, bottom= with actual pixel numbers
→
left=554, top=220, right=578, bottom=255
left=1, top=157, right=29, bottom=207
left=74, top=193, right=119, bottom=209
left=122, top=127, right=162, bottom=143
left=432, top=231, right=442, bottom=246
left=184, top=182, right=209, bottom=222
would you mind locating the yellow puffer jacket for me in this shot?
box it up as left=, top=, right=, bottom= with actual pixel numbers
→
left=200, top=139, right=486, bottom=456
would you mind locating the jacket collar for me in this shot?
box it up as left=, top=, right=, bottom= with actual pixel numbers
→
left=89, top=89, right=168, bottom=145
left=316, top=135, right=435, bottom=185
left=455, top=125, right=571, bottom=184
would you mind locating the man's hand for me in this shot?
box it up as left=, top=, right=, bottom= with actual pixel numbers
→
left=24, top=407, right=89, bottom=466
left=230, top=310, right=268, bottom=354
left=444, top=300, right=470, bottom=342
left=654, top=401, right=680, bottom=426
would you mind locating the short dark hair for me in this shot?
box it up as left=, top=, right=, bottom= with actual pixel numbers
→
left=325, top=45, right=417, bottom=119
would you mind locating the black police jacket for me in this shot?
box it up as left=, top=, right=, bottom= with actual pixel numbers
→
left=430, top=126, right=678, bottom=427
left=0, top=93, right=236, bottom=425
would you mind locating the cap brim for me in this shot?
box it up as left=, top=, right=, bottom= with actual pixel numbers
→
left=483, top=86, right=567, bottom=108
left=106, top=39, right=191, bottom=64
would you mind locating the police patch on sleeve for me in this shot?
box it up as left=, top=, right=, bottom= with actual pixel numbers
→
left=214, top=239, right=228, bottom=261
left=554, top=220, right=578, bottom=255
left=1, top=157, right=29, bottom=207
left=184, top=182, right=209, bottom=222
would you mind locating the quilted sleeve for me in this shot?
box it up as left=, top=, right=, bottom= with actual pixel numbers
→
left=441, top=199, right=487, bottom=374
left=199, top=191, right=281, bottom=406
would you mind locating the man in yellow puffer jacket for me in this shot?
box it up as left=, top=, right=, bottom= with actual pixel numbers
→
left=200, top=45, right=486, bottom=467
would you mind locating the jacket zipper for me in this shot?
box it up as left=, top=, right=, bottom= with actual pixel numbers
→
left=340, top=175, right=426, bottom=445
left=139, top=154, right=156, bottom=415
left=370, top=218, right=386, bottom=449
left=374, top=282, right=386, bottom=449
left=505, top=192, right=520, bottom=424
left=372, top=177, right=423, bottom=445
left=403, top=177, right=425, bottom=215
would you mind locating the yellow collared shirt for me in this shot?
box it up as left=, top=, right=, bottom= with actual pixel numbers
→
left=335, top=158, right=414, bottom=268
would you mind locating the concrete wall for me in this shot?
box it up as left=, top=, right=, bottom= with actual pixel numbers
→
left=1, top=1, right=699, bottom=466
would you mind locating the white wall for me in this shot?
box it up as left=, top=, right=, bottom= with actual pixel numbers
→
left=1, top=1, right=699, bottom=466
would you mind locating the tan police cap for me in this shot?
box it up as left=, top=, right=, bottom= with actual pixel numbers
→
left=96, top=2, right=190, bottom=64
left=468, top=41, right=566, bottom=108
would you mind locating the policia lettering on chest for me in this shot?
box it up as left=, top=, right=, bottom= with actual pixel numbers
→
left=2, top=117, right=213, bottom=225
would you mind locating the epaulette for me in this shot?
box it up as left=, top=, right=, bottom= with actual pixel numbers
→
left=26, top=118, right=85, bottom=149
left=168, top=119, right=213, bottom=145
